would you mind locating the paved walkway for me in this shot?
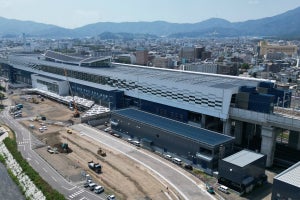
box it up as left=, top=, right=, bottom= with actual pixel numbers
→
left=0, top=162, right=25, bottom=200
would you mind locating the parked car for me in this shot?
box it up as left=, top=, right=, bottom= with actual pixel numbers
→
left=107, top=194, right=116, bottom=200
left=184, top=164, right=193, bottom=170
left=104, top=127, right=111, bottom=132
left=206, top=183, right=214, bottom=194
left=83, top=182, right=89, bottom=188
left=89, top=183, right=97, bottom=191
left=218, top=185, right=229, bottom=194
left=112, top=133, right=121, bottom=138
left=172, top=157, right=182, bottom=165
left=94, top=185, right=104, bottom=194
left=132, top=141, right=140, bottom=147
left=164, top=154, right=172, bottom=160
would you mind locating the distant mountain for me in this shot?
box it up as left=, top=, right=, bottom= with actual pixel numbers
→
left=98, top=32, right=158, bottom=40
left=1, top=6, right=300, bottom=38
left=0, top=17, right=70, bottom=37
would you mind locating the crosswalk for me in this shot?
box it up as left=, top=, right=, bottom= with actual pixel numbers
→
left=69, top=189, right=85, bottom=199
left=18, top=141, right=29, bottom=145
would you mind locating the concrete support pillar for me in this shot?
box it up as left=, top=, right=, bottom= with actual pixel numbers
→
left=260, top=126, right=277, bottom=167
left=223, top=119, right=232, bottom=136
left=234, top=121, right=243, bottom=145
left=201, top=114, right=206, bottom=129
left=288, top=130, right=300, bottom=150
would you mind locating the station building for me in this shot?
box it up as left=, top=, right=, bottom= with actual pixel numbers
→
left=0, top=50, right=299, bottom=169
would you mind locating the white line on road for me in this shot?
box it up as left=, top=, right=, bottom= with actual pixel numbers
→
left=43, top=168, right=48, bottom=173
left=52, top=176, right=57, bottom=182
left=35, top=160, right=39, bottom=165
left=62, top=186, right=77, bottom=191
left=164, top=191, right=173, bottom=200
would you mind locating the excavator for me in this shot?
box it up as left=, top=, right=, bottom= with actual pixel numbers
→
left=64, top=69, right=80, bottom=118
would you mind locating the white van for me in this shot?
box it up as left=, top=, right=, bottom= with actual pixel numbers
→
left=94, top=185, right=104, bottom=194
left=164, top=154, right=172, bottom=160
left=132, top=140, right=140, bottom=147
left=89, top=183, right=96, bottom=191
left=172, top=157, right=182, bottom=165
left=218, top=185, right=229, bottom=194
left=104, top=127, right=111, bottom=132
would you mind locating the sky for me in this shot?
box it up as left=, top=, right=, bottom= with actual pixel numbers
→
left=1, top=0, right=300, bottom=29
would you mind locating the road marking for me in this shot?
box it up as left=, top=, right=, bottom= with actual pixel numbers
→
left=62, top=186, right=77, bottom=191
left=35, top=160, right=39, bottom=165
left=43, top=168, right=48, bottom=172
left=69, top=189, right=84, bottom=198
left=164, top=191, right=173, bottom=200
left=27, top=157, right=31, bottom=161
left=52, top=176, right=57, bottom=182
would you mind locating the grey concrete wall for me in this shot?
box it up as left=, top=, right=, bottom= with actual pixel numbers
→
left=261, top=126, right=277, bottom=167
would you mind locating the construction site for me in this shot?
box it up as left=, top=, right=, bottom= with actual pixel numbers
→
left=10, top=92, right=178, bottom=200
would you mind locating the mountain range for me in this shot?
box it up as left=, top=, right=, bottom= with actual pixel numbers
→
left=1, top=6, right=300, bottom=39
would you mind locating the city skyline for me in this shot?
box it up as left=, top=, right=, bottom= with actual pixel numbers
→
left=0, top=0, right=300, bottom=28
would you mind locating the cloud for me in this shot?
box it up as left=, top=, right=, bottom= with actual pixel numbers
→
left=0, top=0, right=12, bottom=8
left=74, top=10, right=101, bottom=20
left=248, top=0, right=260, bottom=5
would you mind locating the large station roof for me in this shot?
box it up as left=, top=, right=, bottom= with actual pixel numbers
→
left=9, top=53, right=262, bottom=91
left=113, top=108, right=234, bottom=147
left=6, top=53, right=269, bottom=119
left=44, top=50, right=110, bottom=65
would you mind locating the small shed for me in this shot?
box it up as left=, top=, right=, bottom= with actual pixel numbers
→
left=218, top=150, right=267, bottom=194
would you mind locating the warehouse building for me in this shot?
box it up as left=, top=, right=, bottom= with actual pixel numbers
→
left=272, top=161, right=300, bottom=200
left=218, top=150, right=267, bottom=194
left=111, top=108, right=234, bottom=171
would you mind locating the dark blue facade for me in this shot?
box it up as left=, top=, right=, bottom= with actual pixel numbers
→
left=258, top=81, right=275, bottom=89
left=268, top=88, right=292, bottom=108
left=248, top=93, right=275, bottom=114
left=70, top=82, right=124, bottom=109
left=140, top=99, right=188, bottom=122
left=240, top=86, right=257, bottom=93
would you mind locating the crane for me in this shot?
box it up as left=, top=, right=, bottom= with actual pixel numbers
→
left=64, top=68, right=80, bottom=118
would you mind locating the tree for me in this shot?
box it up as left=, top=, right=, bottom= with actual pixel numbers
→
left=241, top=63, right=250, bottom=70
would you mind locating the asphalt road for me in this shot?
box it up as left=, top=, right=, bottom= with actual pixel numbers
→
left=0, top=162, right=25, bottom=200
left=73, top=124, right=215, bottom=200
left=0, top=104, right=104, bottom=200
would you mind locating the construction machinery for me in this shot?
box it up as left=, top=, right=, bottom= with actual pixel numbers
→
left=97, top=148, right=106, bottom=157
left=64, top=68, right=80, bottom=118
left=88, top=161, right=102, bottom=173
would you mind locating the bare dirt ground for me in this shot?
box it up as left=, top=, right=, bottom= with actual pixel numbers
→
left=12, top=93, right=173, bottom=200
